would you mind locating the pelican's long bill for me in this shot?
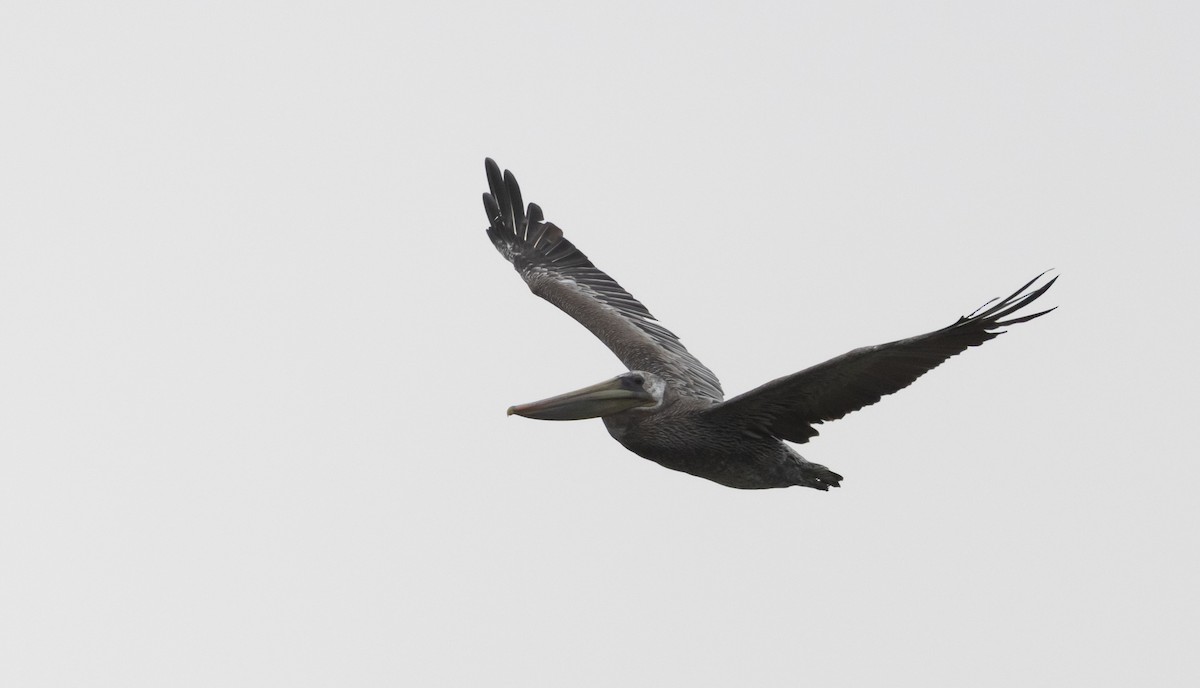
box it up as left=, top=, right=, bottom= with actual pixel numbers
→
left=507, top=376, right=656, bottom=420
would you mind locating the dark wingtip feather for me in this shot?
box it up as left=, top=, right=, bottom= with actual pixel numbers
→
left=484, top=158, right=502, bottom=199
left=504, top=170, right=526, bottom=236
left=995, top=305, right=1057, bottom=327
left=968, top=296, right=1001, bottom=319
left=527, top=202, right=544, bottom=225
left=482, top=192, right=500, bottom=224
left=971, top=272, right=1058, bottom=325
left=485, top=158, right=510, bottom=227
left=525, top=202, right=549, bottom=248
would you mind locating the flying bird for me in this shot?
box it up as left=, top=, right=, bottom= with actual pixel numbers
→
left=483, top=158, right=1056, bottom=490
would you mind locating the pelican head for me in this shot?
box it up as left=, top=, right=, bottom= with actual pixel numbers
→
left=507, top=371, right=664, bottom=420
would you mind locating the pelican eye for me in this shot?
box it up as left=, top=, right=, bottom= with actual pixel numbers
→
left=630, top=375, right=645, bottom=386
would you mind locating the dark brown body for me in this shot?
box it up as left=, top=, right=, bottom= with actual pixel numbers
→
left=602, top=395, right=842, bottom=490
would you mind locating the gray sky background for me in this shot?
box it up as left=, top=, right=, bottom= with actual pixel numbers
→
left=2, top=1, right=1197, bottom=686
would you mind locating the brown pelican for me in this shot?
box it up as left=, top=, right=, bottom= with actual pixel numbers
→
left=483, top=158, right=1056, bottom=490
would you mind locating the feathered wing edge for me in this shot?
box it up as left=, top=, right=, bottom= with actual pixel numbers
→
left=703, top=273, right=1058, bottom=443
left=482, top=158, right=724, bottom=401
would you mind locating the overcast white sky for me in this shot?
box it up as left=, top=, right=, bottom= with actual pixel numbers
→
left=2, top=1, right=1197, bottom=686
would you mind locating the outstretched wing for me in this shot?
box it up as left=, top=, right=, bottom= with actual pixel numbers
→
left=482, top=158, right=724, bottom=402
left=703, top=274, right=1057, bottom=442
